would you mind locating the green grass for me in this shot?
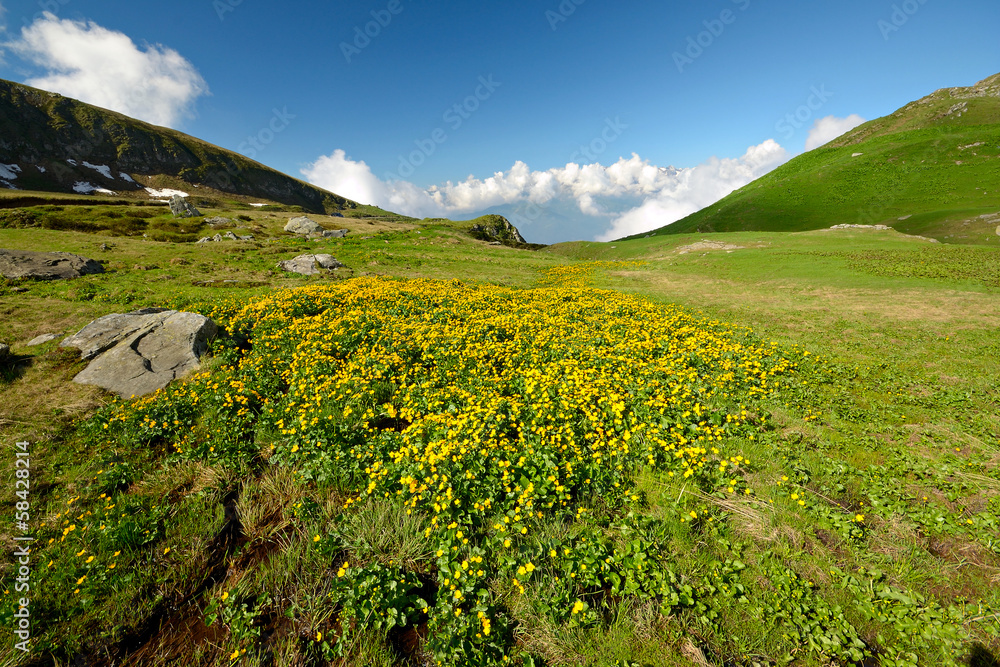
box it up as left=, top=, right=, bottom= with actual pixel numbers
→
left=1, top=208, right=999, bottom=666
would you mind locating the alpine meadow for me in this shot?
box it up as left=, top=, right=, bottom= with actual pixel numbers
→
left=1, top=12, right=999, bottom=667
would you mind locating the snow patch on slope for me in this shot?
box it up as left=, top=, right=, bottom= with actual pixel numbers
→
left=82, top=161, right=113, bottom=179
left=74, top=181, right=116, bottom=195
left=145, top=187, right=189, bottom=197
left=0, top=164, right=21, bottom=180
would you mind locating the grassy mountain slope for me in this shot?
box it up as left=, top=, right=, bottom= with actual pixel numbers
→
left=635, top=73, right=1000, bottom=244
left=0, top=79, right=400, bottom=217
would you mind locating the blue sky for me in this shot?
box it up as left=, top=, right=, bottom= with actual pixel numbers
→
left=0, top=0, right=997, bottom=242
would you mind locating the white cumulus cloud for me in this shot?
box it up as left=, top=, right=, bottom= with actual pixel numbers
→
left=596, top=140, right=790, bottom=241
left=804, top=114, right=866, bottom=151
left=304, top=140, right=791, bottom=243
left=7, top=13, right=208, bottom=128
left=302, top=150, right=447, bottom=218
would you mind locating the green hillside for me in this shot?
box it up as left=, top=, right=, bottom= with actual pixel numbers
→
left=635, top=73, right=1000, bottom=244
left=0, top=79, right=401, bottom=217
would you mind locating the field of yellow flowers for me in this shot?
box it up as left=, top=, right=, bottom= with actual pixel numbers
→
left=3, top=263, right=999, bottom=666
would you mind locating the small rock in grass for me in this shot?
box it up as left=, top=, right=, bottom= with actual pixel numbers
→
left=27, top=333, right=60, bottom=346
left=277, top=254, right=344, bottom=276
left=0, top=343, right=9, bottom=360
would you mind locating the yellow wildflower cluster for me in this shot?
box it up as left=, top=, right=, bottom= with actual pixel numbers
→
left=204, top=277, right=802, bottom=538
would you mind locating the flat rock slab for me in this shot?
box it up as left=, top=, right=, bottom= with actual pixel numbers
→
left=27, top=333, right=60, bottom=346
left=277, top=254, right=344, bottom=276
left=61, top=308, right=217, bottom=398
left=0, top=249, right=104, bottom=280
left=311, top=229, right=349, bottom=239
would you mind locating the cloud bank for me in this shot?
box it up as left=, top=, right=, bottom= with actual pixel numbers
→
left=805, top=114, right=866, bottom=151
left=303, top=140, right=790, bottom=243
left=7, top=13, right=208, bottom=128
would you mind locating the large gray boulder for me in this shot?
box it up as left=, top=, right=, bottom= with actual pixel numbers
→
left=317, top=229, right=349, bottom=239
left=61, top=308, right=217, bottom=398
left=284, top=216, right=324, bottom=235
left=0, top=249, right=104, bottom=280
left=169, top=195, right=201, bottom=218
left=277, top=254, right=344, bottom=276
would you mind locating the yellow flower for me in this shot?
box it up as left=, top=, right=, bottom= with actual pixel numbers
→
left=571, top=600, right=585, bottom=615
left=313, top=535, right=321, bottom=542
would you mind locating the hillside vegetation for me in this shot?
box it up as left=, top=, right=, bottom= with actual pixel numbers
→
left=1, top=196, right=998, bottom=666
left=0, top=79, right=402, bottom=217
left=638, top=73, right=1000, bottom=244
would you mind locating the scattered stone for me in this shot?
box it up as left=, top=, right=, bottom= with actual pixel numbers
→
left=829, top=224, right=892, bottom=231
left=204, top=216, right=233, bottom=227
left=311, top=229, right=349, bottom=239
left=196, top=232, right=254, bottom=244
left=284, top=216, right=324, bottom=235
left=677, top=240, right=743, bottom=254
left=0, top=249, right=104, bottom=280
left=27, top=333, right=60, bottom=346
left=11, top=287, right=28, bottom=293
left=61, top=308, right=218, bottom=398
left=897, top=215, right=912, bottom=221
left=996, top=225, right=1000, bottom=237
left=168, top=194, right=201, bottom=218
left=99, top=243, right=114, bottom=251
left=852, top=153, right=863, bottom=157
left=277, top=254, right=345, bottom=276
left=488, top=241, right=501, bottom=246
left=170, top=258, right=190, bottom=266
left=0, top=343, right=9, bottom=361
left=132, top=265, right=151, bottom=271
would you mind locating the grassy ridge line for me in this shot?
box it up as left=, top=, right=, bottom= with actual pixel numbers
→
left=635, top=72, right=1000, bottom=243
left=2, top=267, right=998, bottom=666
left=0, top=80, right=402, bottom=217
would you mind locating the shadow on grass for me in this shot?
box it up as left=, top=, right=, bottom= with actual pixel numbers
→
left=0, top=353, right=32, bottom=384
left=970, top=642, right=1000, bottom=667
